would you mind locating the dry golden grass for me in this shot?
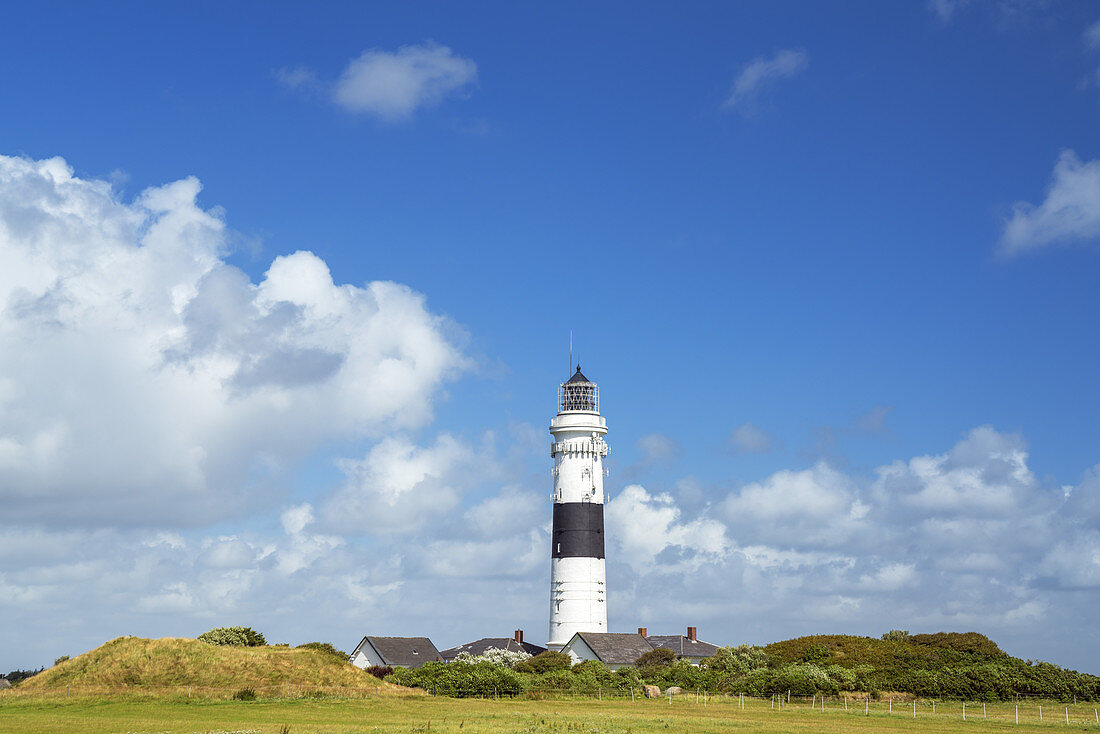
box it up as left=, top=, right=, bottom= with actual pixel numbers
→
left=14, top=636, right=387, bottom=696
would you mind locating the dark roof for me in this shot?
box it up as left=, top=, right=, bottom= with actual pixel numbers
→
left=566, top=365, right=592, bottom=384
left=354, top=636, right=441, bottom=668
left=440, top=637, right=547, bottom=661
left=574, top=632, right=653, bottom=665
left=647, top=635, right=721, bottom=659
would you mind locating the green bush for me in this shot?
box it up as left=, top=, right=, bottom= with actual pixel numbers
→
left=701, top=644, right=771, bottom=675
left=232, top=687, right=257, bottom=700
left=53, top=656, right=70, bottom=666
left=198, top=626, right=267, bottom=647
left=387, top=661, right=523, bottom=698
left=295, top=642, right=346, bottom=660
left=515, top=650, right=572, bottom=674
left=881, top=630, right=910, bottom=641
left=634, top=648, right=676, bottom=668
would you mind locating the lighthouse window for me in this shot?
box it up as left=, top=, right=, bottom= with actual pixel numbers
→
left=556, top=543, right=561, bottom=553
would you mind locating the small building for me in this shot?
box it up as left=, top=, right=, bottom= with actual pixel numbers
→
left=349, top=636, right=441, bottom=670
left=560, top=631, right=653, bottom=671
left=645, top=626, right=721, bottom=665
left=440, top=630, right=546, bottom=662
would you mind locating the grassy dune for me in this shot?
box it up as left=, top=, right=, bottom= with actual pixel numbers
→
left=2, top=693, right=1099, bottom=734
left=13, top=637, right=386, bottom=696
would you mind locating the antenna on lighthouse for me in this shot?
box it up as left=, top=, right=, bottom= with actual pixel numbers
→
left=569, top=330, right=573, bottom=374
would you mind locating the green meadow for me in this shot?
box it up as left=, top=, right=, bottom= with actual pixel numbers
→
left=2, top=693, right=1098, bottom=734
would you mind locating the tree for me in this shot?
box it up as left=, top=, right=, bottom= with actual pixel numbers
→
left=635, top=648, right=676, bottom=668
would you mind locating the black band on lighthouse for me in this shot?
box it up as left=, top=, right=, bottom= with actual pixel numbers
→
left=551, top=503, right=605, bottom=559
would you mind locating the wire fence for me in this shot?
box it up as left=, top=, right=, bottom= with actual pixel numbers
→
left=6, top=685, right=1100, bottom=725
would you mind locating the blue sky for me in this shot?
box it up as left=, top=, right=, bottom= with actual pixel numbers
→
left=3, top=1, right=1100, bottom=674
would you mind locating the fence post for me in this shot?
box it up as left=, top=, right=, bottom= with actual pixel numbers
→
left=963, top=702, right=966, bottom=720
left=1065, top=708, right=1069, bottom=725
left=704, top=690, right=707, bottom=707
left=865, top=698, right=868, bottom=715
left=844, top=697, right=847, bottom=711
left=984, top=702, right=987, bottom=718
left=788, top=689, right=791, bottom=703
left=889, top=699, right=892, bottom=714
left=932, top=700, right=936, bottom=714
left=66, top=685, right=69, bottom=698
left=188, top=686, right=191, bottom=698
left=1040, top=705, right=1043, bottom=721
left=913, top=701, right=916, bottom=718
left=1016, top=704, right=1019, bottom=724
left=630, top=687, right=634, bottom=702
left=669, top=689, right=672, bottom=705
left=598, top=687, right=601, bottom=701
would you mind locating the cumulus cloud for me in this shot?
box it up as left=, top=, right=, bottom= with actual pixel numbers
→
left=928, top=0, right=972, bottom=22
left=280, top=42, right=478, bottom=121
left=726, top=422, right=775, bottom=455
left=0, top=154, right=467, bottom=526
left=1001, top=150, right=1100, bottom=255
left=723, top=49, right=808, bottom=114
left=607, top=484, right=730, bottom=571
left=323, top=434, right=493, bottom=534
left=873, top=426, right=1038, bottom=517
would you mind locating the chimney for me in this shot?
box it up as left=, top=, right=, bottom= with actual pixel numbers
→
left=687, top=626, right=697, bottom=642
left=514, top=629, right=523, bottom=644
left=638, top=627, right=648, bottom=638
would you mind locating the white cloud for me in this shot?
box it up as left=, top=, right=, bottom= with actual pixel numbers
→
left=322, top=434, right=486, bottom=534
left=333, top=42, right=477, bottom=120
left=726, top=422, right=775, bottom=454
left=1084, top=18, right=1100, bottom=48
left=0, top=154, right=467, bottom=526
left=607, top=484, right=730, bottom=571
left=928, top=0, right=972, bottom=22
left=635, top=432, right=682, bottom=464
left=1001, top=150, right=1100, bottom=255
left=872, top=426, right=1037, bottom=517
left=722, top=462, right=865, bottom=547
left=723, top=49, right=808, bottom=113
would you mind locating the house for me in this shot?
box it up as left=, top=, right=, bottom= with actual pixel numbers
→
left=644, top=626, right=721, bottom=665
left=349, top=636, right=441, bottom=669
left=440, top=630, right=546, bottom=662
left=560, top=632, right=654, bottom=671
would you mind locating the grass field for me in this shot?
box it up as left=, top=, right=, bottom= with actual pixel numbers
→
left=2, top=692, right=1099, bottom=734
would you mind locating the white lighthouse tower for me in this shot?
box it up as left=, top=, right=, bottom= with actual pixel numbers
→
left=547, top=365, right=609, bottom=650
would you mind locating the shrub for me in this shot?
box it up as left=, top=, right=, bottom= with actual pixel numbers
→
left=198, top=626, right=267, bottom=647
left=453, top=647, right=531, bottom=669
left=802, top=643, right=828, bottom=664
left=53, top=656, right=70, bottom=666
left=295, top=642, right=346, bottom=660
left=387, top=661, right=523, bottom=698
left=881, top=630, right=910, bottom=641
left=634, top=648, right=676, bottom=668
left=515, top=650, right=572, bottom=674
left=701, top=644, right=771, bottom=675
left=365, top=665, right=394, bottom=679
left=232, top=687, right=257, bottom=700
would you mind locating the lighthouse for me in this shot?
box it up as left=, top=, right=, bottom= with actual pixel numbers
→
left=547, top=365, right=609, bottom=650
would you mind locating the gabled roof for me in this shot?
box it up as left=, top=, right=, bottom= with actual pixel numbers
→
left=573, top=632, right=653, bottom=665
left=566, top=365, right=592, bottom=384
left=647, top=635, right=721, bottom=659
left=440, top=637, right=547, bottom=660
left=352, top=636, right=441, bottom=668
